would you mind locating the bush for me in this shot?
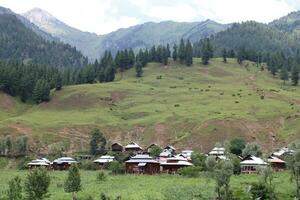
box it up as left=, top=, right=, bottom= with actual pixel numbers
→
left=178, top=166, right=201, bottom=177
left=96, top=171, right=107, bottom=182
left=109, top=161, right=124, bottom=175
left=79, top=160, right=98, bottom=171
left=250, top=182, right=271, bottom=200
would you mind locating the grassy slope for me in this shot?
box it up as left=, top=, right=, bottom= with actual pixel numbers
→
left=0, top=170, right=295, bottom=200
left=0, top=58, right=300, bottom=153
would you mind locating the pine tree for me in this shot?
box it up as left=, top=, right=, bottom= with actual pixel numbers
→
left=166, top=44, right=171, bottom=58
left=135, top=60, right=143, bottom=77
left=24, top=168, right=50, bottom=200
left=185, top=40, right=193, bottom=66
left=280, top=67, right=289, bottom=84
left=201, top=39, right=211, bottom=65
left=172, top=44, right=178, bottom=61
left=222, top=48, right=227, bottom=63
left=55, top=74, right=62, bottom=91
left=64, top=165, right=81, bottom=200
left=291, top=66, right=299, bottom=86
left=178, top=39, right=186, bottom=64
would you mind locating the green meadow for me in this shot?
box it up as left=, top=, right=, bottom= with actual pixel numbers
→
left=0, top=58, right=300, bottom=151
left=0, top=170, right=295, bottom=200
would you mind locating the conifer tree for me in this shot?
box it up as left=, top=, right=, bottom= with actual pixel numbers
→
left=201, top=39, right=211, bottom=65
left=185, top=40, right=193, bottom=66
left=178, top=39, right=186, bottom=64
left=172, top=44, right=178, bottom=61
left=222, top=48, right=228, bottom=63
left=280, top=67, right=289, bottom=84
left=292, top=66, right=299, bottom=86
left=135, top=60, right=143, bottom=77
left=64, top=165, right=81, bottom=200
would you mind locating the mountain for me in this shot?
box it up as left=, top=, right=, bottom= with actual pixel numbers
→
left=0, top=7, right=88, bottom=67
left=211, top=21, right=300, bottom=55
left=270, top=11, right=300, bottom=33
left=23, top=8, right=103, bottom=59
left=23, top=8, right=228, bottom=59
left=182, top=19, right=230, bottom=41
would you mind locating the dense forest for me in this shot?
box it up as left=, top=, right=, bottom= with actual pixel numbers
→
left=0, top=13, right=88, bottom=68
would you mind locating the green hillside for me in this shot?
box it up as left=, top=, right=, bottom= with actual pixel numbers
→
left=0, top=58, right=299, bottom=153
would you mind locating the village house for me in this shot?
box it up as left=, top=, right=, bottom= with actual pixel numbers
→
left=125, top=154, right=160, bottom=174
left=272, top=147, right=294, bottom=159
left=267, top=156, right=286, bottom=172
left=94, top=155, right=115, bottom=166
left=208, top=147, right=225, bottom=156
left=160, top=155, right=193, bottom=174
left=111, top=143, right=124, bottom=152
left=52, top=157, right=78, bottom=170
left=179, top=150, right=194, bottom=161
left=27, top=158, right=51, bottom=169
left=124, top=142, right=143, bottom=154
left=144, top=143, right=161, bottom=154
left=164, top=145, right=176, bottom=155
left=240, top=155, right=267, bottom=174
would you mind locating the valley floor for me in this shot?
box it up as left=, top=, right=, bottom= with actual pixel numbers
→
left=0, top=170, right=295, bottom=200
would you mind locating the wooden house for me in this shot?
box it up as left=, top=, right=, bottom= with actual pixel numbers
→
left=240, top=155, right=267, bottom=174
left=179, top=150, right=194, bottom=161
left=52, top=157, right=78, bottom=170
left=267, top=156, right=286, bottom=172
left=125, top=154, right=160, bottom=174
left=111, top=143, right=124, bottom=152
left=94, top=155, right=115, bottom=166
left=164, top=145, right=176, bottom=155
left=144, top=143, right=161, bottom=154
left=27, top=158, right=51, bottom=169
left=160, top=156, right=193, bottom=174
left=124, top=142, right=143, bottom=154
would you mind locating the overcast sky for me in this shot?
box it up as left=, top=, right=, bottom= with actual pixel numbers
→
left=1, top=0, right=300, bottom=35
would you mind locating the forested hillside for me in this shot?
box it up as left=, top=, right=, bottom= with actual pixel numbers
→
left=0, top=11, right=87, bottom=67
left=211, top=21, right=299, bottom=56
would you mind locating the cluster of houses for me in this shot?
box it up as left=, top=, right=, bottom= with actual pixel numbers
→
left=27, top=142, right=294, bottom=175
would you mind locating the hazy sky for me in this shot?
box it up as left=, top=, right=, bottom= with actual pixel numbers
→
left=1, top=0, right=300, bottom=35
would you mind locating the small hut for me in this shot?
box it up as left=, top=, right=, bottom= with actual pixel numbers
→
left=208, top=147, right=225, bottom=156
left=240, top=155, right=267, bottom=174
left=111, top=143, right=124, bottom=152
left=52, top=157, right=78, bottom=170
left=125, top=154, right=160, bottom=174
left=94, top=155, right=115, bottom=166
left=267, top=156, right=286, bottom=172
left=124, top=142, right=143, bottom=154
left=160, top=156, right=193, bottom=174
left=27, top=158, right=51, bottom=169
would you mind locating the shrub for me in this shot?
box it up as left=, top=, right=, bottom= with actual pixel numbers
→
left=250, top=182, right=270, bottom=200
left=109, top=161, right=124, bottom=175
left=79, top=160, right=98, bottom=171
left=178, top=166, right=201, bottom=177
left=24, top=168, right=51, bottom=200
left=96, top=171, right=107, bottom=182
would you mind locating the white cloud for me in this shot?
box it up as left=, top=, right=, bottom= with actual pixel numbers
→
left=0, top=0, right=299, bottom=34
left=143, top=4, right=198, bottom=22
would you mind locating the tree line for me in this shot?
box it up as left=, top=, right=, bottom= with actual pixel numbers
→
left=0, top=135, right=28, bottom=157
